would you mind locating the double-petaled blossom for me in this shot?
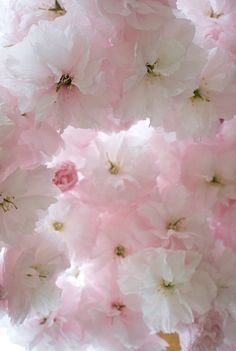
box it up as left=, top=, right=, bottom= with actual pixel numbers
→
left=4, top=20, right=105, bottom=130
left=167, top=47, right=236, bottom=138
left=176, top=0, right=236, bottom=49
left=212, top=202, right=236, bottom=252
left=2, top=234, right=70, bottom=324
left=0, top=0, right=236, bottom=349
left=181, top=141, right=236, bottom=207
left=178, top=311, right=224, bottom=351
left=138, top=185, right=212, bottom=250
left=0, top=166, right=58, bottom=245
left=0, top=0, right=80, bottom=46
left=119, top=17, right=206, bottom=126
left=36, top=200, right=99, bottom=264
left=77, top=121, right=158, bottom=207
left=96, top=0, right=174, bottom=30
left=74, top=268, right=166, bottom=351
left=118, top=248, right=217, bottom=332
left=6, top=281, right=83, bottom=351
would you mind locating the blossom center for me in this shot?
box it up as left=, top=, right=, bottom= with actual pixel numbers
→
left=0, top=193, right=17, bottom=213
left=157, top=279, right=175, bottom=296
left=112, top=302, right=126, bottom=311
left=39, top=317, right=48, bottom=325
left=167, top=217, right=186, bottom=232
left=191, top=88, right=210, bottom=103
left=27, top=265, right=49, bottom=279
left=114, top=245, right=126, bottom=258
left=56, top=74, right=73, bottom=92
left=48, top=0, right=66, bottom=16
left=108, top=160, right=120, bottom=175
left=145, top=58, right=161, bottom=78
left=207, top=6, right=223, bottom=19
left=160, top=279, right=175, bottom=290
left=209, top=174, right=222, bottom=185
left=52, top=221, right=64, bottom=231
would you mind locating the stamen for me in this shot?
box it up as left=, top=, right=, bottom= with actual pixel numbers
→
left=0, top=193, right=17, bottom=213
left=112, top=302, right=126, bottom=311
left=208, top=6, right=223, bottom=19
left=28, top=265, right=49, bottom=280
left=191, top=88, right=210, bottom=102
left=53, top=221, right=64, bottom=231
left=209, top=175, right=222, bottom=185
left=145, top=58, right=161, bottom=78
left=160, top=279, right=175, bottom=290
left=106, top=153, right=120, bottom=175
left=56, top=74, right=73, bottom=92
left=108, top=160, right=120, bottom=175
left=114, top=245, right=126, bottom=258
left=39, top=317, right=48, bottom=325
left=167, top=217, right=186, bottom=232
left=48, top=0, right=66, bottom=16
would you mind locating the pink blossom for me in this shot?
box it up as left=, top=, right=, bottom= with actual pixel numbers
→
left=6, top=281, right=83, bottom=351
left=0, top=0, right=80, bottom=46
left=166, top=48, right=236, bottom=138
left=179, top=311, right=224, bottom=351
left=177, top=0, right=236, bottom=49
left=36, top=200, right=99, bottom=264
left=181, top=142, right=236, bottom=207
left=90, top=209, right=158, bottom=269
left=0, top=0, right=236, bottom=349
left=118, top=248, right=217, bottom=332
left=4, top=20, right=106, bottom=129
left=138, top=185, right=212, bottom=250
left=75, top=275, right=166, bottom=351
left=0, top=87, right=63, bottom=181
left=3, top=234, right=70, bottom=323
left=96, top=0, right=174, bottom=30
left=212, top=202, right=236, bottom=252
left=208, top=242, right=236, bottom=318
left=119, top=18, right=206, bottom=125
left=0, top=166, right=58, bottom=245
left=77, top=122, right=158, bottom=207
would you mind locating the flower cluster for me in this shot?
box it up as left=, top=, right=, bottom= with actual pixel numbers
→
left=0, top=0, right=236, bottom=350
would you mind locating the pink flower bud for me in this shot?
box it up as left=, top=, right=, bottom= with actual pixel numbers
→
left=52, top=161, right=78, bottom=192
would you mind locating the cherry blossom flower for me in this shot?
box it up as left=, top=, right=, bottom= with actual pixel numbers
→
left=0, top=0, right=236, bottom=349
left=118, top=248, right=217, bottom=332
left=3, top=234, right=70, bottom=323
left=212, top=202, right=236, bottom=252
left=7, top=281, right=83, bottom=351
left=119, top=17, right=206, bottom=125
left=4, top=20, right=105, bottom=129
left=36, top=200, right=99, bottom=264
left=0, top=87, right=63, bottom=181
left=77, top=124, right=158, bottom=207
left=0, top=166, right=58, bottom=245
left=75, top=273, right=166, bottom=351
left=167, top=47, right=236, bottom=138
left=96, top=0, right=174, bottom=30
left=0, top=0, right=79, bottom=46
left=90, top=209, right=158, bottom=270
left=138, top=185, right=212, bottom=250
left=177, top=0, right=236, bottom=47
left=209, top=243, right=236, bottom=319
left=179, top=310, right=224, bottom=351
left=181, top=142, right=236, bottom=207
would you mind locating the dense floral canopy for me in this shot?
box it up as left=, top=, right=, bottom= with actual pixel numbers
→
left=0, top=1, right=236, bottom=350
